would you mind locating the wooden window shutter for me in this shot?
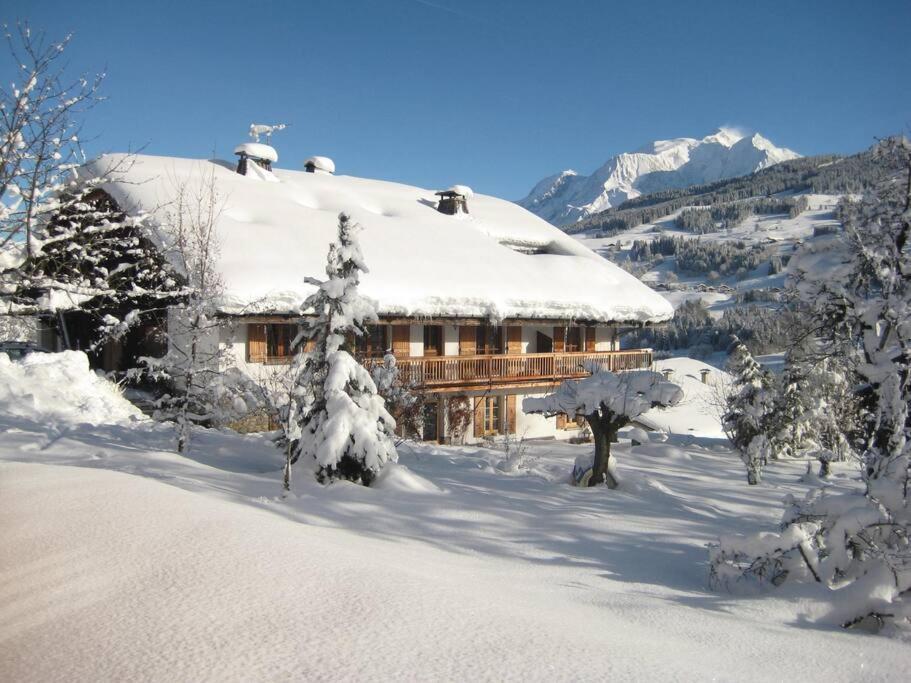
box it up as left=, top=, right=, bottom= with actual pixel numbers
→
left=459, top=326, right=477, bottom=356
left=391, top=325, right=410, bottom=358
left=473, top=397, right=485, bottom=438
left=553, top=326, right=565, bottom=352
left=247, top=323, right=266, bottom=363
left=507, top=326, right=522, bottom=354
left=506, top=395, right=516, bottom=434
left=556, top=412, right=567, bottom=429
left=585, top=327, right=596, bottom=352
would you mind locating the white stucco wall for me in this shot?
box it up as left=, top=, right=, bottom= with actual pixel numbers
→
left=409, top=324, right=423, bottom=357
left=443, top=325, right=459, bottom=356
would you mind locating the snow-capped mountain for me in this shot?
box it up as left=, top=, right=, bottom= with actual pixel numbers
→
left=517, top=128, right=800, bottom=225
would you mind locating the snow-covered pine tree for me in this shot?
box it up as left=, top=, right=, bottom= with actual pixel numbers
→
left=711, top=138, right=911, bottom=631
left=5, top=171, right=185, bottom=349
left=523, top=368, right=682, bottom=488
left=722, top=336, right=776, bottom=484
left=290, top=212, right=396, bottom=487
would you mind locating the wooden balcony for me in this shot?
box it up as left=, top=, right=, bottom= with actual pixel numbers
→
left=365, top=349, right=652, bottom=391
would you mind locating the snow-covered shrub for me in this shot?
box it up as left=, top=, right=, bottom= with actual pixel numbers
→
left=291, top=213, right=397, bottom=488
left=524, top=368, right=682, bottom=488
left=371, top=352, right=423, bottom=440
left=445, top=395, right=472, bottom=445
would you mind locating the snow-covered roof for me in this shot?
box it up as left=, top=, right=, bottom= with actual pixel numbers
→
left=86, top=154, right=673, bottom=323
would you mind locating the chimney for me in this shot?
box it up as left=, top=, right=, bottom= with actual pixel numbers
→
left=304, top=156, right=336, bottom=175
left=435, top=184, right=473, bottom=215
left=700, top=369, right=711, bottom=384
left=661, top=369, right=673, bottom=381
left=234, top=142, right=278, bottom=175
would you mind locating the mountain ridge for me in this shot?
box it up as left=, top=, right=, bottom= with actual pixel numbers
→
left=517, top=128, right=800, bottom=225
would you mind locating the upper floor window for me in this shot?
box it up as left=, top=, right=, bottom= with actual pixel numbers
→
left=423, top=325, right=443, bottom=356
left=355, top=324, right=388, bottom=358
left=248, top=322, right=298, bottom=364
left=476, top=324, right=502, bottom=355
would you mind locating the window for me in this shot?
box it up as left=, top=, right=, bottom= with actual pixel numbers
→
left=423, top=325, right=443, bottom=356
left=476, top=325, right=503, bottom=355
left=482, top=396, right=501, bottom=435
left=267, top=324, right=296, bottom=360
left=355, top=324, right=388, bottom=358
left=536, top=331, right=553, bottom=353
left=565, top=327, right=582, bottom=352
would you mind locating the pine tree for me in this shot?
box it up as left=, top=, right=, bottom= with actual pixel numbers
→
left=722, top=336, right=775, bottom=484
left=290, top=213, right=396, bottom=488
left=5, top=174, right=185, bottom=347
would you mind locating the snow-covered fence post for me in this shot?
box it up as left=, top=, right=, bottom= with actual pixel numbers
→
left=523, top=367, right=682, bottom=488
left=290, top=212, right=397, bottom=487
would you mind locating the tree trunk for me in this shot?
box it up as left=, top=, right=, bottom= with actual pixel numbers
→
left=282, top=443, right=292, bottom=493
left=587, top=412, right=619, bottom=489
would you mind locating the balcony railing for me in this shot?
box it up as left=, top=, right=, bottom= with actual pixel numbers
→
left=365, top=349, right=652, bottom=390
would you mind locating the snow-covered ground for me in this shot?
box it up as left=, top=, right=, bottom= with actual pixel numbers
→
left=2, top=352, right=909, bottom=680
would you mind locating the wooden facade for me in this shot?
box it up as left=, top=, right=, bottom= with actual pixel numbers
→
left=362, top=349, right=652, bottom=392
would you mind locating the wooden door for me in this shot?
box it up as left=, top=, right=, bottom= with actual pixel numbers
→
left=585, top=327, right=596, bottom=352
left=391, top=325, right=410, bottom=358
left=247, top=323, right=266, bottom=363
left=506, top=326, right=522, bottom=354
left=459, top=326, right=477, bottom=355
left=553, top=327, right=565, bottom=352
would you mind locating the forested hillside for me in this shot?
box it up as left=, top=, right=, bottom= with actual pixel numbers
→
left=569, top=142, right=901, bottom=236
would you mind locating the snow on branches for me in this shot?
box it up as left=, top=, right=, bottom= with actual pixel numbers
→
left=711, top=138, right=911, bottom=632
left=722, top=336, right=776, bottom=484
left=524, top=367, right=682, bottom=488
left=0, top=23, right=104, bottom=255
left=290, top=213, right=396, bottom=488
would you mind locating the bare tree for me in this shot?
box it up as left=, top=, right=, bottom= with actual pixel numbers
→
left=0, top=23, right=104, bottom=255
left=132, top=168, right=258, bottom=453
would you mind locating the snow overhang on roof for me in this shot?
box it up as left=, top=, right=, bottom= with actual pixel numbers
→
left=85, top=153, right=674, bottom=324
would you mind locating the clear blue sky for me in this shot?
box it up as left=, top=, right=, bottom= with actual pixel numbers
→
left=4, top=0, right=910, bottom=199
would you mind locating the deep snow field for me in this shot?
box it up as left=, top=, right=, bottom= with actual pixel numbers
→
left=2, top=351, right=910, bottom=681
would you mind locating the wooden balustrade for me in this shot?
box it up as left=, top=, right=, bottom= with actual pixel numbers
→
left=364, top=349, right=652, bottom=389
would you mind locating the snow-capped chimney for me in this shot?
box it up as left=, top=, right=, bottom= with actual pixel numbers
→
left=700, top=369, right=711, bottom=384
left=435, top=185, right=473, bottom=215
left=304, top=156, right=335, bottom=175
left=234, top=142, right=278, bottom=175
left=234, top=123, right=286, bottom=176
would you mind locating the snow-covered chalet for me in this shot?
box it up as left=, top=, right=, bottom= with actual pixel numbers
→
left=81, top=142, right=673, bottom=443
